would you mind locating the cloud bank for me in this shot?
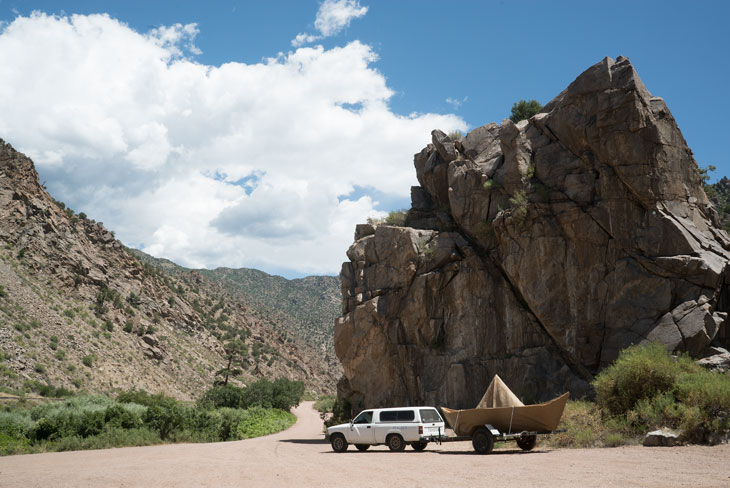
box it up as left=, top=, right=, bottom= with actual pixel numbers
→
left=0, top=12, right=465, bottom=276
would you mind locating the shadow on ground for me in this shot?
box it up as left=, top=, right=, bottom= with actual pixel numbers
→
left=279, top=439, right=328, bottom=444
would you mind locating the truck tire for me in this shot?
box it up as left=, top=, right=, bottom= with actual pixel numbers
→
left=472, top=427, right=494, bottom=454
left=387, top=434, right=405, bottom=452
left=330, top=433, right=348, bottom=452
left=355, top=444, right=370, bottom=451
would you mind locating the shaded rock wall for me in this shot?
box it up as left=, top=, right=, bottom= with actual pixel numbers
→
left=335, top=57, right=730, bottom=410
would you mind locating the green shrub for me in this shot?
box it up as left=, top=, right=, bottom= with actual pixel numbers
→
left=198, top=384, right=246, bottom=409
left=53, top=427, right=160, bottom=452
left=483, top=179, right=501, bottom=191
left=271, top=378, right=305, bottom=410
left=510, top=99, right=543, bottom=122
left=324, top=398, right=352, bottom=428
left=144, top=400, right=191, bottom=440
left=313, top=395, right=336, bottom=413
left=593, top=343, right=730, bottom=442
left=384, top=209, right=407, bottom=227
left=104, top=404, right=144, bottom=430
left=0, top=410, right=34, bottom=440
left=508, top=190, right=529, bottom=222
left=1, top=388, right=300, bottom=455
left=236, top=407, right=295, bottom=439
left=0, top=432, right=31, bottom=455
left=594, top=343, right=695, bottom=415
left=82, top=355, right=94, bottom=368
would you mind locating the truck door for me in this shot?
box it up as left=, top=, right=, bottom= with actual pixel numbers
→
left=349, top=410, right=375, bottom=444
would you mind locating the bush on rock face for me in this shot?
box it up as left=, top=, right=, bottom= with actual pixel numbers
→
left=509, top=99, right=542, bottom=122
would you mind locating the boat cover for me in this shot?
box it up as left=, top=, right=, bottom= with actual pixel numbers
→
left=476, top=374, right=524, bottom=408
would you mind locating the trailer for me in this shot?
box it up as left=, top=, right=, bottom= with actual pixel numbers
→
left=420, top=424, right=563, bottom=454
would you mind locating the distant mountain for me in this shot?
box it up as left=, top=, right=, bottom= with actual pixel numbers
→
left=0, top=139, right=340, bottom=399
left=200, top=268, right=340, bottom=353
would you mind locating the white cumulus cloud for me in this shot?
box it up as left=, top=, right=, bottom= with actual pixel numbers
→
left=315, top=0, right=368, bottom=36
left=0, top=12, right=465, bottom=276
left=292, top=0, right=368, bottom=47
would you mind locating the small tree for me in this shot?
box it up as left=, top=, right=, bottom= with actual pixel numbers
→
left=510, top=99, right=543, bottom=123
left=216, top=339, right=248, bottom=386
left=699, top=164, right=716, bottom=186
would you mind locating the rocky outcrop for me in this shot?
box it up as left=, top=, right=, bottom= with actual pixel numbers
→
left=335, top=57, right=730, bottom=410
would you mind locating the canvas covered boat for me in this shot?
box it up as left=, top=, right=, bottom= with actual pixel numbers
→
left=441, top=375, right=569, bottom=436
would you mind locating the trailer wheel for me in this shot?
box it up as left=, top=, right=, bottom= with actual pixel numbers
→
left=411, top=441, right=428, bottom=451
left=330, top=433, right=348, bottom=452
left=386, top=434, right=405, bottom=452
left=472, top=428, right=494, bottom=454
left=355, top=444, right=370, bottom=451
left=517, top=434, right=537, bottom=451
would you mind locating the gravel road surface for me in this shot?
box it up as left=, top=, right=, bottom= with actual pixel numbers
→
left=1, top=401, right=729, bottom=487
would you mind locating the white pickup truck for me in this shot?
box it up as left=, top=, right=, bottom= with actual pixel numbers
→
left=326, top=406, right=445, bottom=452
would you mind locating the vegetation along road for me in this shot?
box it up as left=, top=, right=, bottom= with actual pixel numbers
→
left=1, top=401, right=729, bottom=488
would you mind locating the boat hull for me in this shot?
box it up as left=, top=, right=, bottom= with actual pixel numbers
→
left=441, top=392, right=570, bottom=436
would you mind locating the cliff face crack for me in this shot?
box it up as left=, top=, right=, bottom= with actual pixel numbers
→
left=461, top=227, right=595, bottom=385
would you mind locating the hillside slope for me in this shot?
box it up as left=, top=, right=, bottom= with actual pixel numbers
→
left=0, top=139, right=339, bottom=399
left=129, top=253, right=340, bottom=355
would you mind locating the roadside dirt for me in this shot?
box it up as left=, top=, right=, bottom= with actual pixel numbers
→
left=1, top=401, right=729, bottom=487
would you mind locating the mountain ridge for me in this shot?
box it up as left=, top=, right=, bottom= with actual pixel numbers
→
left=0, top=139, right=340, bottom=399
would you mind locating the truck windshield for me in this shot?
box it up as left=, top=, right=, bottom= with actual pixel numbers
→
left=419, top=409, right=442, bottom=423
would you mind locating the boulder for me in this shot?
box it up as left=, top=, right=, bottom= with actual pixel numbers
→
left=697, top=347, right=730, bottom=372
left=335, top=57, right=730, bottom=409
left=643, top=428, right=683, bottom=447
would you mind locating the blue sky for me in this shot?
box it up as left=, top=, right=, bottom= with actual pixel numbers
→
left=0, top=1, right=727, bottom=278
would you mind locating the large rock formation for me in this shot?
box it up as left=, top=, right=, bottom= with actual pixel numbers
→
left=335, top=57, right=730, bottom=410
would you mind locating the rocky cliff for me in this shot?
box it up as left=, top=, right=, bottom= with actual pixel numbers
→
left=335, top=57, right=730, bottom=410
left=0, top=140, right=338, bottom=398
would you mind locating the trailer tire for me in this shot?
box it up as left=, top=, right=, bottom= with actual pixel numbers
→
left=411, top=441, right=428, bottom=451
left=330, top=433, right=348, bottom=452
left=517, top=434, right=537, bottom=451
left=472, top=427, right=494, bottom=454
left=387, top=434, right=406, bottom=452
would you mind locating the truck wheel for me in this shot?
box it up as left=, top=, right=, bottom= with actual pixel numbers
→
left=472, top=428, right=494, bottom=454
left=387, top=434, right=405, bottom=452
left=330, top=433, right=348, bottom=452
left=355, top=444, right=369, bottom=451
left=411, top=441, right=428, bottom=451
left=517, top=434, right=537, bottom=451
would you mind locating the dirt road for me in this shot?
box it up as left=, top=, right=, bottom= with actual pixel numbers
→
left=1, top=401, right=729, bottom=487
